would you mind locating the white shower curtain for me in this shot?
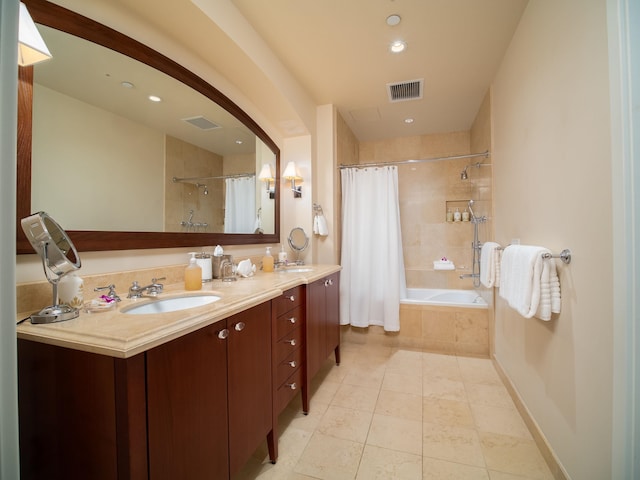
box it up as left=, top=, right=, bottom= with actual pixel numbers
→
left=340, top=166, right=407, bottom=332
left=224, top=177, right=256, bottom=233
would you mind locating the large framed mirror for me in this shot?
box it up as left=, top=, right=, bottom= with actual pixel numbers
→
left=17, top=0, right=279, bottom=254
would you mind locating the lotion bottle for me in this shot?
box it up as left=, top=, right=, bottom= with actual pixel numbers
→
left=185, top=252, right=202, bottom=290
left=263, top=247, right=274, bottom=272
left=278, top=244, right=288, bottom=263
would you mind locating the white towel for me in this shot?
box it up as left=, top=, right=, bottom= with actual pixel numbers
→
left=480, top=242, right=502, bottom=288
left=535, top=259, right=561, bottom=320
left=499, top=245, right=547, bottom=319
left=315, top=214, right=329, bottom=236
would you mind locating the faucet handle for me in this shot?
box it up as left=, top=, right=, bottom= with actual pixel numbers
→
left=95, top=284, right=121, bottom=302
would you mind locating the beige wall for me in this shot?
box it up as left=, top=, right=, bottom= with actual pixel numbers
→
left=491, top=0, right=612, bottom=478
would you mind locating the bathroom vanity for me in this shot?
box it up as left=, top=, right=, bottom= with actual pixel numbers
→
left=16, top=266, right=340, bottom=480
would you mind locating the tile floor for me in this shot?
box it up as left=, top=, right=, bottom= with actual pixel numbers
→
left=233, top=342, right=554, bottom=480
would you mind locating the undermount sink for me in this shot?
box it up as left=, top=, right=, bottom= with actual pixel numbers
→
left=279, top=267, right=313, bottom=273
left=122, top=294, right=221, bottom=315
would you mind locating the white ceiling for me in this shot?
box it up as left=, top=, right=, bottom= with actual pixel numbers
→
left=58, top=0, right=529, bottom=143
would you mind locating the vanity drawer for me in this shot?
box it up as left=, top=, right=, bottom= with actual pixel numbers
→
left=275, top=326, right=303, bottom=363
left=275, top=306, right=303, bottom=340
left=273, top=286, right=303, bottom=317
left=276, top=367, right=303, bottom=413
left=276, top=348, right=303, bottom=388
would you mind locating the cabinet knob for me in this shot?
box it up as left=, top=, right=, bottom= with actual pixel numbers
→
left=286, top=295, right=295, bottom=302
left=285, top=382, right=297, bottom=390
left=218, top=329, right=230, bottom=339
left=289, top=317, right=296, bottom=324
left=288, top=360, right=297, bottom=368
left=285, top=339, right=296, bottom=346
left=324, top=279, right=333, bottom=287
left=234, top=322, right=246, bottom=332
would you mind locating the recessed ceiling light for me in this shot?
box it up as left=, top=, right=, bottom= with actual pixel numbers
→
left=386, top=14, right=401, bottom=26
left=148, top=95, right=162, bottom=103
left=390, top=40, right=407, bottom=53
left=120, top=81, right=134, bottom=88
left=235, top=140, right=243, bottom=145
left=404, top=118, right=414, bottom=124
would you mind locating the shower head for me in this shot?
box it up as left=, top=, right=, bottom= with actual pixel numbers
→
left=468, top=199, right=476, bottom=220
left=460, top=167, right=468, bottom=180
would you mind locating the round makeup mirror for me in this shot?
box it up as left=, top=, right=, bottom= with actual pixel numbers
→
left=287, top=227, right=309, bottom=264
left=21, top=211, right=82, bottom=323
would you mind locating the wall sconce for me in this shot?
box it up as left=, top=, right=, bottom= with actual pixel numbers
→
left=283, top=161, right=302, bottom=198
left=258, top=163, right=275, bottom=199
left=18, top=2, right=52, bottom=66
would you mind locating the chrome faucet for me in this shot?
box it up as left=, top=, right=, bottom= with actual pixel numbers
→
left=127, top=277, right=166, bottom=299
left=459, top=273, right=479, bottom=279
left=94, top=284, right=121, bottom=302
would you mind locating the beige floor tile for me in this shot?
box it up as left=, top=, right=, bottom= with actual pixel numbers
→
left=465, top=382, right=515, bottom=409
left=385, top=349, right=424, bottom=376
left=471, top=404, right=532, bottom=439
left=308, top=377, right=341, bottom=405
left=356, top=445, right=423, bottom=480
left=294, top=432, right=364, bottom=480
left=423, top=355, right=463, bottom=381
left=423, top=398, right=475, bottom=427
left=423, top=376, right=468, bottom=402
left=382, top=371, right=424, bottom=396
left=489, top=470, right=541, bottom=480
left=423, top=422, right=486, bottom=467
left=367, top=413, right=423, bottom=455
left=480, top=432, right=553, bottom=480
left=423, top=457, right=490, bottom=480
left=342, top=362, right=386, bottom=389
left=316, top=405, right=373, bottom=443
left=375, top=389, right=423, bottom=421
left=331, top=383, right=380, bottom=412
left=458, top=357, right=502, bottom=385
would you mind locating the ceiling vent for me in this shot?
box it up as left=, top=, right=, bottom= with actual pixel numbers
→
left=386, top=79, right=423, bottom=102
left=182, top=116, right=221, bottom=130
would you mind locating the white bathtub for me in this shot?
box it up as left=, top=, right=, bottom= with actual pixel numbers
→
left=401, top=288, right=488, bottom=309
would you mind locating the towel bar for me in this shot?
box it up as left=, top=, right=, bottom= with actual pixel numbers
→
left=490, top=245, right=572, bottom=265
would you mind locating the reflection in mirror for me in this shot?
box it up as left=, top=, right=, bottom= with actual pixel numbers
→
left=17, top=0, right=279, bottom=253
left=31, top=25, right=275, bottom=235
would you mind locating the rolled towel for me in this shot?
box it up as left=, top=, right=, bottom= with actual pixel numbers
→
left=480, top=242, right=501, bottom=288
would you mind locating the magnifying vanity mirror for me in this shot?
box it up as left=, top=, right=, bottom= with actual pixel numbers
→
left=16, top=0, right=279, bottom=254
left=288, top=227, right=309, bottom=265
left=21, top=211, right=82, bottom=323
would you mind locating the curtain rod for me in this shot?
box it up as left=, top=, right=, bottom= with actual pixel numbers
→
left=338, top=151, right=490, bottom=169
left=172, top=172, right=255, bottom=183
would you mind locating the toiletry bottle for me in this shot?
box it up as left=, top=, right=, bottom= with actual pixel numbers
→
left=454, top=208, right=462, bottom=222
left=263, top=247, right=274, bottom=272
left=185, top=252, right=202, bottom=290
left=58, top=272, right=84, bottom=308
left=278, top=244, right=288, bottom=264
left=462, top=209, right=470, bottom=222
left=446, top=208, right=453, bottom=222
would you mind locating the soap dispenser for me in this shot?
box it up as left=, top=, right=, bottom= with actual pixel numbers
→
left=185, top=252, right=202, bottom=290
left=263, top=247, right=274, bottom=272
left=278, top=244, right=288, bottom=263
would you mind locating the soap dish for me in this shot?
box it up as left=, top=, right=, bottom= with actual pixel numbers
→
left=83, top=299, right=117, bottom=314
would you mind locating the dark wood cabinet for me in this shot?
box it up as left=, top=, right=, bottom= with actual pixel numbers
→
left=18, top=302, right=273, bottom=480
left=305, top=272, right=340, bottom=411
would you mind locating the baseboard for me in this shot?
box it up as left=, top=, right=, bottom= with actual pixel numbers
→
left=491, top=356, right=571, bottom=480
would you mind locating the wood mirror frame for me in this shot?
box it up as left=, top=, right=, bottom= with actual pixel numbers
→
left=16, top=0, right=280, bottom=254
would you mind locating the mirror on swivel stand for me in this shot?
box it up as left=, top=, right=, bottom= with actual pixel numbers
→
left=21, top=211, right=82, bottom=323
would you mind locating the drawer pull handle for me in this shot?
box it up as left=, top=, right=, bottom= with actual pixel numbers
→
left=285, top=339, right=296, bottom=346
left=288, top=295, right=296, bottom=302
left=218, top=329, right=230, bottom=340
left=286, top=382, right=297, bottom=390
left=288, top=360, right=297, bottom=368
left=325, top=279, right=333, bottom=287
left=289, top=317, right=296, bottom=324
left=234, top=322, right=246, bottom=332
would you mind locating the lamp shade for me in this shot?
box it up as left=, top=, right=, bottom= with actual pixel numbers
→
left=258, top=163, right=274, bottom=181
left=283, top=161, right=302, bottom=180
left=18, top=2, right=52, bottom=66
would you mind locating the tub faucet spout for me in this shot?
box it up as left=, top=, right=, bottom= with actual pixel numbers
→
left=459, top=273, right=479, bottom=279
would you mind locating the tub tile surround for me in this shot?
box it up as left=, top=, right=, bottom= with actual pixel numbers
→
left=232, top=342, right=555, bottom=480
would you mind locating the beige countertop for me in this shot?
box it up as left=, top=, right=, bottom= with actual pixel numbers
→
left=16, top=264, right=341, bottom=358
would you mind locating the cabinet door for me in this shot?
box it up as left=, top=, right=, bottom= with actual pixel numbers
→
left=324, top=272, right=341, bottom=361
left=227, top=302, right=273, bottom=476
left=146, top=323, right=229, bottom=480
left=306, top=277, right=327, bottom=381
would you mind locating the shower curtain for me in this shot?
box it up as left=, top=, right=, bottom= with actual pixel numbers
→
left=340, top=166, right=407, bottom=332
left=224, top=177, right=256, bottom=233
